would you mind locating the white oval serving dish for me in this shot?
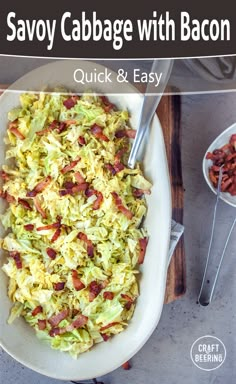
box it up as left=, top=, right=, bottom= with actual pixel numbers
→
left=0, top=60, right=171, bottom=380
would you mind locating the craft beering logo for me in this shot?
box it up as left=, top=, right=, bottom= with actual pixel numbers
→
left=190, top=335, right=226, bottom=371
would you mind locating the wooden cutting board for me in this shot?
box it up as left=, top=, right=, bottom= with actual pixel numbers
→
left=0, top=85, right=186, bottom=303
left=157, top=92, right=186, bottom=304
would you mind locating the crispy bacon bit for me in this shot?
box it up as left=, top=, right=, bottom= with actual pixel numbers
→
left=103, top=291, right=114, bottom=300
left=34, top=197, right=47, bottom=219
left=37, top=222, right=60, bottom=231
left=133, top=188, right=151, bottom=198
left=101, top=333, right=110, bottom=342
left=49, top=327, right=61, bottom=337
left=63, top=96, right=79, bottom=109
left=138, top=237, right=148, bottom=264
left=0, top=191, right=16, bottom=203
left=9, top=251, right=22, bottom=269
left=121, top=294, right=134, bottom=309
left=78, top=136, right=86, bottom=146
left=46, top=247, right=57, bottom=260
left=9, top=120, right=25, bottom=140
left=100, top=322, right=120, bottom=331
left=89, top=281, right=103, bottom=302
left=74, top=171, right=85, bottom=184
left=53, top=282, right=65, bottom=291
left=32, top=305, right=43, bottom=316
left=48, top=309, right=69, bottom=327
left=100, top=96, right=115, bottom=112
left=64, top=181, right=76, bottom=189
left=111, top=192, right=133, bottom=219
left=207, top=134, right=236, bottom=195
left=72, top=270, right=85, bottom=291
left=113, top=162, right=125, bottom=174
left=65, top=315, right=88, bottom=332
left=27, top=176, right=52, bottom=197
left=77, top=232, right=94, bottom=257
left=105, top=163, right=116, bottom=175
left=0, top=170, right=10, bottom=180
left=115, top=129, right=136, bottom=139
left=122, top=361, right=131, bottom=370
left=91, top=124, right=109, bottom=142
left=24, top=224, right=34, bottom=231
left=93, top=191, right=103, bottom=210
left=71, top=183, right=89, bottom=193
left=115, top=148, right=127, bottom=162
left=51, top=227, right=61, bottom=243
left=85, top=188, right=96, bottom=197
left=18, top=198, right=32, bottom=211
left=57, top=122, right=67, bottom=133
left=61, top=158, right=80, bottom=174
left=38, top=319, right=46, bottom=330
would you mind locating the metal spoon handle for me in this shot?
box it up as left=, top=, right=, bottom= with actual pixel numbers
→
left=128, top=59, right=173, bottom=169
left=198, top=168, right=236, bottom=306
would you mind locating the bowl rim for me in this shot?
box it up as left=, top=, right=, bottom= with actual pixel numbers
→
left=202, top=121, right=236, bottom=207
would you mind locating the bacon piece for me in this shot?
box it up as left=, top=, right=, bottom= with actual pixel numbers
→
left=48, top=309, right=69, bottom=327
left=46, top=247, right=57, bottom=260
left=32, top=305, right=43, bottom=316
left=72, top=270, right=85, bottom=291
left=71, top=183, right=89, bottom=193
left=105, top=163, right=116, bottom=175
left=113, top=162, right=125, bottom=174
left=133, top=188, right=151, bottom=198
left=63, top=181, right=76, bottom=189
left=121, top=294, right=134, bottom=309
left=0, top=190, right=16, bottom=204
left=85, top=188, right=96, bottom=197
left=18, top=198, right=32, bottom=211
left=100, top=322, right=120, bottom=331
left=61, top=159, right=80, bottom=174
left=91, top=124, right=109, bottom=142
left=77, top=232, right=94, bottom=257
left=89, top=281, right=103, bottom=302
left=63, top=96, right=79, bottom=109
left=57, top=122, right=67, bottom=133
left=78, top=136, right=86, bottom=146
left=138, top=237, right=148, bottom=264
left=38, top=319, right=47, bottom=330
left=100, top=96, right=115, bottom=112
left=122, top=361, right=131, bottom=370
left=74, top=171, right=85, bottom=184
left=101, top=333, right=110, bottom=341
left=103, top=291, right=114, bottom=300
left=27, top=176, right=52, bottom=197
left=0, top=170, right=10, bottom=180
left=37, top=222, right=60, bottom=231
left=65, top=315, right=88, bottom=332
left=9, top=121, right=25, bottom=140
left=115, top=147, right=127, bottom=162
left=24, top=224, right=34, bottom=231
left=49, top=327, right=61, bottom=337
left=9, top=251, right=22, bottom=269
left=93, top=191, right=103, bottom=210
left=115, top=129, right=136, bottom=139
left=53, top=282, right=65, bottom=291
left=34, top=197, right=47, bottom=219
left=51, top=227, right=61, bottom=243
left=111, top=192, right=133, bottom=219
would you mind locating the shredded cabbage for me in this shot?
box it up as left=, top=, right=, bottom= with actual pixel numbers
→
left=0, top=92, right=151, bottom=358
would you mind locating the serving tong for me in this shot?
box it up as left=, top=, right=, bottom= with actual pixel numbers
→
left=198, top=166, right=236, bottom=306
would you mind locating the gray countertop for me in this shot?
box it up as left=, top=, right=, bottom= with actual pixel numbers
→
left=0, top=59, right=236, bottom=384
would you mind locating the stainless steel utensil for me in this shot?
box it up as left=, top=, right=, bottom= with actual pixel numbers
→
left=198, top=166, right=236, bottom=306
left=128, top=59, right=173, bottom=169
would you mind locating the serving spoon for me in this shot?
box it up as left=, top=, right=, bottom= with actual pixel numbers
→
left=128, top=59, right=173, bottom=169
left=199, top=122, right=236, bottom=306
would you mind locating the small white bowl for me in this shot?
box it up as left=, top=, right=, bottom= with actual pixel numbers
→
left=203, top=122, right=236, bottom=207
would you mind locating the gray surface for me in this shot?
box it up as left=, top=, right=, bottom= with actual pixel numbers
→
left=0, top=61, right=236, bottom=384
